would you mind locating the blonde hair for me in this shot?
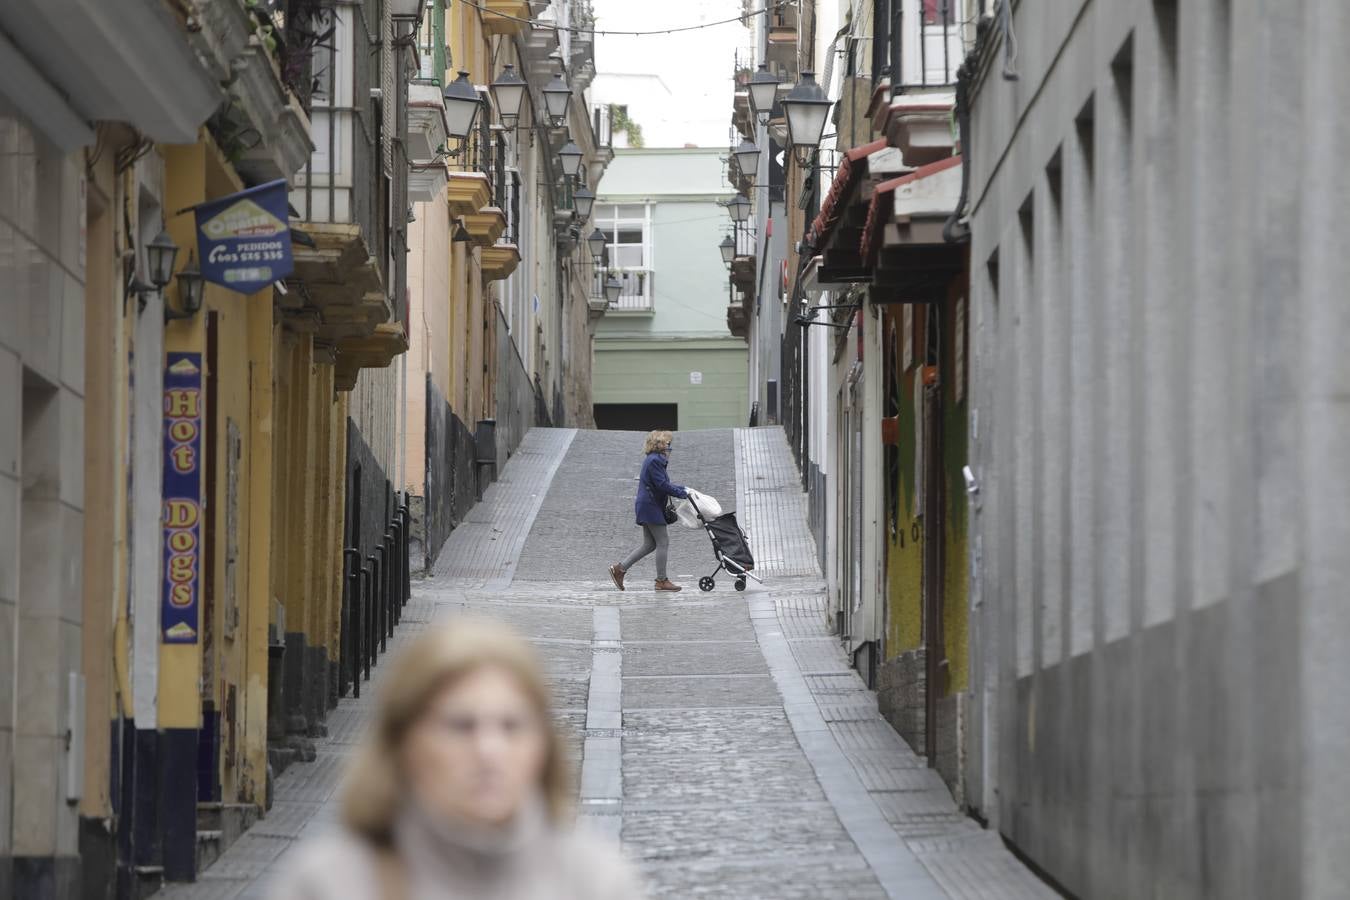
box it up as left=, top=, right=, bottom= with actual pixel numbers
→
left=341, top=618, right=571, bottom=843
left=643, top=430, right=674, bottom=455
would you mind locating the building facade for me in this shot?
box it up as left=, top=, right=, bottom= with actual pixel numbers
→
left=402, top=0, right=613, bottom=570
left=592, top=148, right=748, bottom=432
left=1, top=1, right=419, bottom=895
left=734, top=0, right=976, bottom=802
left=963, top=1, right=1350, bottom=896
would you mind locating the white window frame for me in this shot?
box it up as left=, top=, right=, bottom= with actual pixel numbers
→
left=594, top=202, right=654, bottom=312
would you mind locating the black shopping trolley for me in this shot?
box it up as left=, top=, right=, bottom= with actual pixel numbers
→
left=693, top=501, right=763, bottom=593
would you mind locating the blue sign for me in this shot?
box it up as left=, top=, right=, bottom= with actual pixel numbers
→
left=194, top=178, right=294, bottom=294
left=161, top=352, right=204, bottom=644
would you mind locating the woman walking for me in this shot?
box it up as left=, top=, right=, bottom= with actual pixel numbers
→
left=609, top=430, right=687, bottom=593
left=267, top=618, right=645, bottom=899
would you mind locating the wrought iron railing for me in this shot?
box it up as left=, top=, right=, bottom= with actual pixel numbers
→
left=594, top=268, right=653, bottom=311
left=293, top=0, right=382, bottom=277
left=889, top=0, right=963, bottom=92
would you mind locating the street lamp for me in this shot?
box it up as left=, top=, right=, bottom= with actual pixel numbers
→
left=489, top=64, right=528, bottom=128
left=573, top=185, right=595, bottom=220
left=782, top=71, right=832, bottom=167
left=165, top=251, right=205, bottom=320
left=732, top=139, right=760, bottom=183
left=719, top=234, right=735, bottom=267
left=543, top=71, right=571, bottom=128
left=176, top=253, right=205, bottom=312
left=146, top=229, right=179, bottom=290
left=443, top=71, right=482, bottom=141
left=603, top=274, right=622, bottom=305
left=724, top=193, right=751, bottom=224
left=588, top=227, right=607, bottom=264
left=558, top=141, right=584, bottom=178
left=748, top=63, right=781, bottom=122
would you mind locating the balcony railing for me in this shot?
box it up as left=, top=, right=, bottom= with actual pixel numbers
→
left=734, top=223, right=756, bottom=258
left=889, top=0, right=963, bottom=92
left=595, top=268, right=653, bottom=312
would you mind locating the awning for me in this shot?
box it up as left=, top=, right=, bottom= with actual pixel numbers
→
left=861, top=155, right=964, bottom=300
left=810, top=138, right=909, bottom=284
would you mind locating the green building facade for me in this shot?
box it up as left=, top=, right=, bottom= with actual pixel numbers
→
left=592, top=148, right=748, bottom=431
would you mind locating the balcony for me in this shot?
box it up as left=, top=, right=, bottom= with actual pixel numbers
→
left=482, top=0, right=531, bottom=36
left=463, top=208, right=508, bottom=247
left=764, top=6, right=799, bottom=74
left=727, top=302, right=749, bottom=339
left=731, top=223, right=757, bottom=292
left=447, top=172, right=493, bottom=218
left=280, top=2, right=399, bottom=388
left=481, top=244, right=522, bottom=281
left=282, top=222, right=390, bottom=344
left=407, top=82, right=449, bottom=163
left=409, top=162, right=449, bottom=203
left=334, top=324, right=410, bottom=391
left=606, top=268, right=653, bottom=313
left=881, top=2, right=963, bottom=166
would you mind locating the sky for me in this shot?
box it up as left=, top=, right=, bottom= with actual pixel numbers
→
left=588, top=0, right=755, bottom=149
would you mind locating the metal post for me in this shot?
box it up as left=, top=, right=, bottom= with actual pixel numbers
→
left=389, top=521, right=403, bottom=625
left=366, top=555, right=379, bottom=672
left=373, top=547, right=386, bottom=655
left=342, top=548, right=361, bottom=696
left=396, top=499, right=407, bottom=604
left=359, top=564, right=372, bottom=686
left=383, top=531, right=395, bottom=639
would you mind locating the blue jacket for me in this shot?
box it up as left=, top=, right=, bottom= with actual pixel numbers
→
left=634, top=451, right=688, bottom=525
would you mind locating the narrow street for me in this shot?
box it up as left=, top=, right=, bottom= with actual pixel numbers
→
left=165, top=428, right=1051, bottom=899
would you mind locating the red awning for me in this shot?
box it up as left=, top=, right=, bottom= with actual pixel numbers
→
left=860, top=154, right=962, bottom=263
left=809, top=138, right=889, bottom=245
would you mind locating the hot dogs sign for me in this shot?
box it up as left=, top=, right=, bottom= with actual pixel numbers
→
left=162, top=353, right=204, bottom=643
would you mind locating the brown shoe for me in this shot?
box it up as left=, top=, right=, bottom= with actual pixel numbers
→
left=609, top=564, right=626, bottom=591
left=654, top=579, right=683, bottom=593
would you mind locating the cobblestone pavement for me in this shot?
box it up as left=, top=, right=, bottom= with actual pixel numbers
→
left=163, top=427, right=1053, bottom=900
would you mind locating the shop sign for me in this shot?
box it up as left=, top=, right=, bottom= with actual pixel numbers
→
left=194, top=179, right=294, bottom=294
left=161, top=352, right=204, bottom=644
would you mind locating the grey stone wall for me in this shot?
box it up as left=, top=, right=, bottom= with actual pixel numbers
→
left=964, top=1, right=1350, bottom=896
left=877, top=648, right=926, bottom=755
left=0, top=103, right=87, bottom=894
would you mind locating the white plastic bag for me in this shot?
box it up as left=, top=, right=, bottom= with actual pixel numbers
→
left=673, top=489, right=723, bottom=528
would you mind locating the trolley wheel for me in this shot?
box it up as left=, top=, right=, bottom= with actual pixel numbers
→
left=735, top=577, right=747, bottom=592
left=698, top=576, right=716, bottom=593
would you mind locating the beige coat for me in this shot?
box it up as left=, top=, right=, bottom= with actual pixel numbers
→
left=267, top=804, right=645, bottom=900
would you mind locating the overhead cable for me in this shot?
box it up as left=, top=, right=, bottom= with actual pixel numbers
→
left=460, top=0, right=792, bottom=37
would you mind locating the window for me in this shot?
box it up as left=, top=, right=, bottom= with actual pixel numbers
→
left=594, top=203, right=652, bottom=311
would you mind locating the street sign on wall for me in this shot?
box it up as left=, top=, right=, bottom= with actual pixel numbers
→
left=162, top=352, right=203, bottom=644
left=194, top=178, right=294, bottom=294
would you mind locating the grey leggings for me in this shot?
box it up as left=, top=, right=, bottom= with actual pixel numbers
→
left=621, top=524, right=670, bottom=580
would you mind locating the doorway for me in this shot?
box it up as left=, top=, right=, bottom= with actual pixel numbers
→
left=593, top=403, right=678, bottom=432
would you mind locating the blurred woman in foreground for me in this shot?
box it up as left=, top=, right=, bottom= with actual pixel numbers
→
left=269, top=619, right=644, bottom=900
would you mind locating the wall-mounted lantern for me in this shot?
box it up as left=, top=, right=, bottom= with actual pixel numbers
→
left=543, top=71, right=571, bottom=128
left=558, top=141, right=584, bottom=179
left=733, top=139, right=760, bottom=183
left=748, top=63, right=781, bottom=122
left=719, top=234, right=735, bottom=267
left=490, top=64, right=528, bottom=129
left=724, top=193, right=751, bottom=224
left=165, top=251, right=205, bottom=321
left=443, top=71, right=482, bottom=141
left=782, top=71, right=832, bottom=167
left=146, top=229, right=179, bottom=290
left=573, top=185, right=595, bottom=220
left=588, top=227, right=606, bottom=265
